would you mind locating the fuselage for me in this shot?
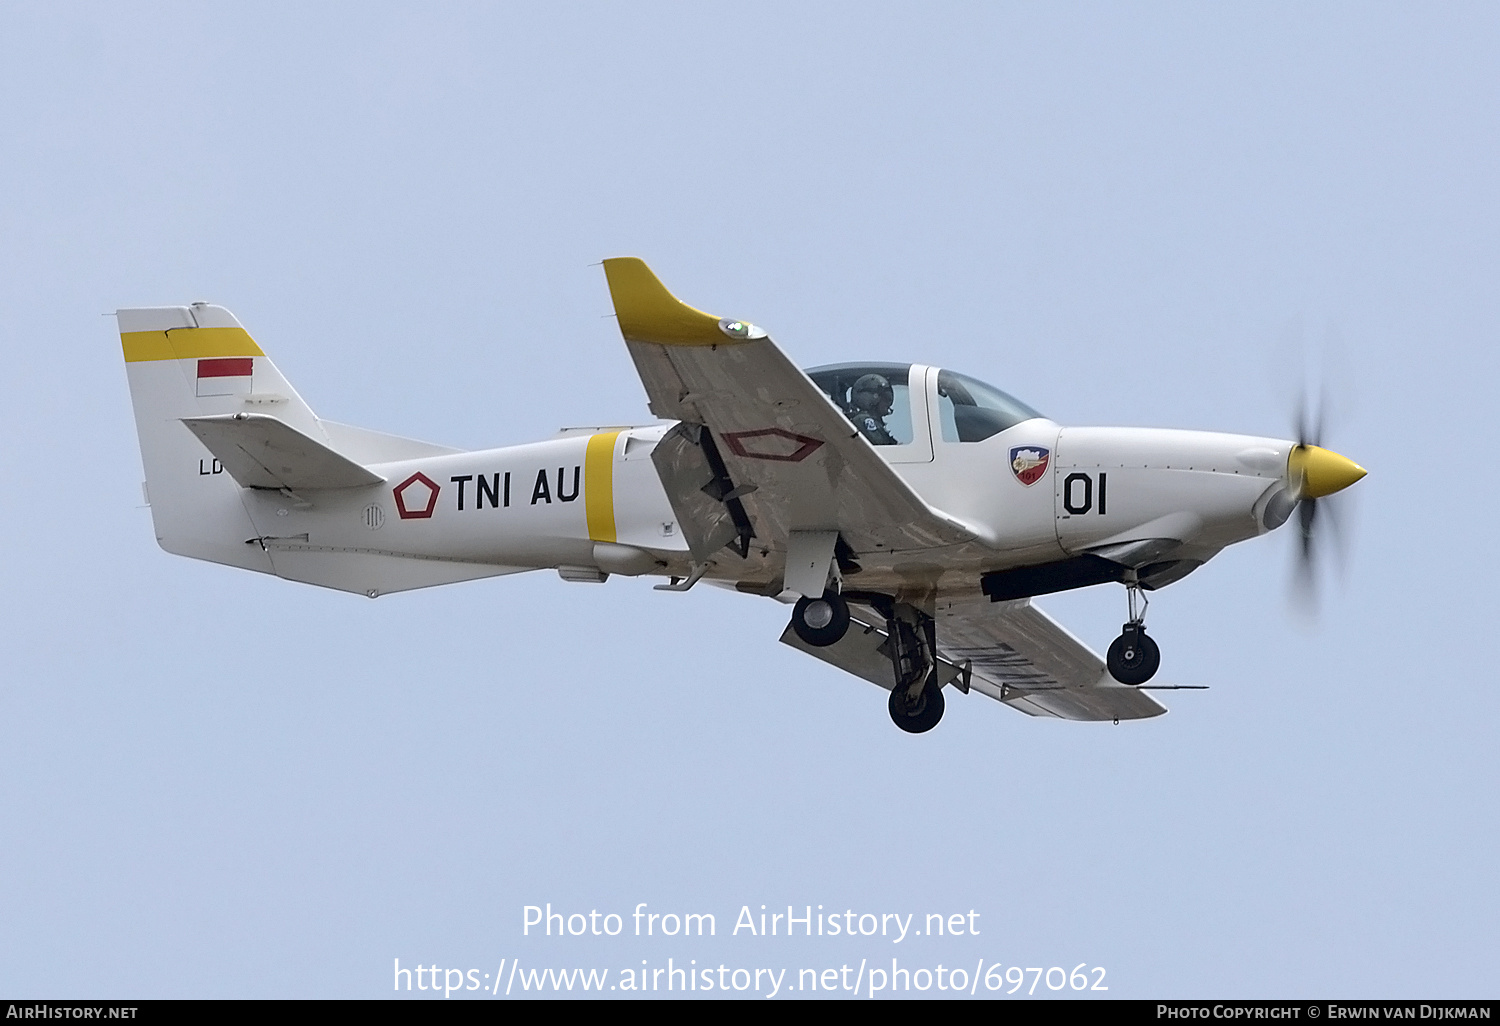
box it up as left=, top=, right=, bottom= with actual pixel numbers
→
left=236, top=361, right=1298, bottom=601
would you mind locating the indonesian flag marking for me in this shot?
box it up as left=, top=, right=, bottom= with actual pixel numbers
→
left=197, top=357, right=253, bottom=397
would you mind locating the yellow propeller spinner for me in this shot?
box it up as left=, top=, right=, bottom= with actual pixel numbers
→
left=1288, top=444, right=1367, bottom=499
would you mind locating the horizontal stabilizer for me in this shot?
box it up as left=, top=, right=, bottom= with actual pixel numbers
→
left=182, top=414, right=384, bottom=490
left=318, top=420, right=462, bottom=463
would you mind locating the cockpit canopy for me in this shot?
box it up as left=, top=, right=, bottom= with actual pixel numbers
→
left=806, top=363, right=1042, bottom=446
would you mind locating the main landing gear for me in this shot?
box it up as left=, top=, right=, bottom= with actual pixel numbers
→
left=790, top=590, right=851, bottom=647
left=1106, top=581, right=1160, bottom=685
left=787, top=591, right=946, bottom=733
left=884, top=606, right=944, bottom=733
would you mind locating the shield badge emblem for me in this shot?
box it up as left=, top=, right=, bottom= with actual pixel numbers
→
left=1009, top=446, right=1050, bottom=486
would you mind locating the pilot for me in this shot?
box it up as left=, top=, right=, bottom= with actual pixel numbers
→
left=845, top=373, right=897, bottom=445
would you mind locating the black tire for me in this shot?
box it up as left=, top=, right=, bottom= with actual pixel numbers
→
left=888, top=677, right=945, bottom=733
left=791, top=591, right=850, bottom=647
left=1107, top=629, right=1161, bottom=685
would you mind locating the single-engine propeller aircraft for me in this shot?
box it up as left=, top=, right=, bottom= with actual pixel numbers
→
left=119, top=259, right=1367, bottom=732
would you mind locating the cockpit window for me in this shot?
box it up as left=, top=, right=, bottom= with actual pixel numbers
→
left=806, top=363, right=914, bottom=446
left=935, top=369, right=1042, bottom=443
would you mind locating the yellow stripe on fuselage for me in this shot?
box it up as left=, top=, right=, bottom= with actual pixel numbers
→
left=585, top=431, right=621, bottom=543
left=121, top=327, right=266, bottom=363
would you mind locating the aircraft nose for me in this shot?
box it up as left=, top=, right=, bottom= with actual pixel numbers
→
left=1288, top=445, right=1367, bottom=498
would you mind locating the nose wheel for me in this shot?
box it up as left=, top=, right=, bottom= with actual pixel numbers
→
left=1106, top=584, right=1161, bottom=685
left=1107, top=623, right=1160, bottom=685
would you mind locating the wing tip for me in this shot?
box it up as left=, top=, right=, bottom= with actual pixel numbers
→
left=601, top=257, right=740, bottom=347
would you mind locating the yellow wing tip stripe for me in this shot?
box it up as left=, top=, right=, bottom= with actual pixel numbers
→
left=602, top=257, right=738, bottom=347
left=122, top=327, right=265, bottom=363
left=585, top=431, right=621, bottom=543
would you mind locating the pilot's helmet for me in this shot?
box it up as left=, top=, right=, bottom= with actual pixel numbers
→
left=851, top=373, right=894, bottom=415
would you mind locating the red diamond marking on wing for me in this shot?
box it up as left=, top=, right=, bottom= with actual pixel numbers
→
left=722, top=428, right=824, bottom=462
left=393, top=471, right=441, bottom=519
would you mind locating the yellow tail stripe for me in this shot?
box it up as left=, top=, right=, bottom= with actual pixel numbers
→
left=585, top=431, right=621, bottom=543
left=122, top=327, right=265, bottom=363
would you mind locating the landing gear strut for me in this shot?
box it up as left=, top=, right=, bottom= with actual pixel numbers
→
left=790, top=589, right=851, bottom=647
left=883, top=604, right=944, bottom=733
left=1106, top=581, right=1160, bottom=685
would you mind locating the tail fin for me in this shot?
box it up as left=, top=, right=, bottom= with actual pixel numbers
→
left=119, top=303, right=324, bottom=572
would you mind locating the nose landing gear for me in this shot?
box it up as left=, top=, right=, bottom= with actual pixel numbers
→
left=1106, top=582, right=1161, bottom=685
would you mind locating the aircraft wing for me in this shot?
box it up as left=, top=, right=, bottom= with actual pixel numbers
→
left=936, top=595, right=1167, bottom=720
left=602, top=258, right=979, bottom=569
left=783, top=593, right=1166, bottom=721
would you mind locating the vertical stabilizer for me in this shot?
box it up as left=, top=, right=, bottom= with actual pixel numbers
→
left=119, top=303, right=322, bottom=572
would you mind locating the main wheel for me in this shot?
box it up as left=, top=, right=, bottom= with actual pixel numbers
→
left=888, top=677, right=945, bottom=733
left=791, top=590, right=850, bottom=647
left=1107, top=627, right=1161, bottom=685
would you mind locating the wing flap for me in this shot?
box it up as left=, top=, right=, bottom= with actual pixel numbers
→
left=182, top=413, right=384, bottom=490
left=650, top=422, right=749, bottom=560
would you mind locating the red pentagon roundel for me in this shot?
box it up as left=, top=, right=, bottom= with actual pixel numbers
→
left=393, top=472, right=441, bottom=519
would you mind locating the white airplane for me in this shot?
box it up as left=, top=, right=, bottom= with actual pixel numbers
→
left=118, top=258, right=1366, bottom=732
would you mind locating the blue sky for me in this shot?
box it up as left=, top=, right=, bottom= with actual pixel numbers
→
left=1, top=2, right=1496, bottom=998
